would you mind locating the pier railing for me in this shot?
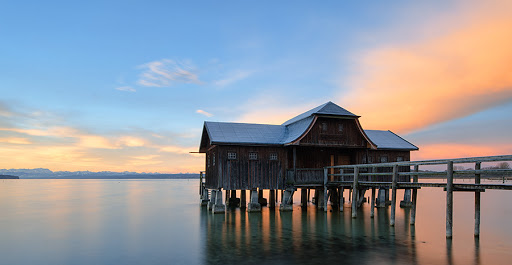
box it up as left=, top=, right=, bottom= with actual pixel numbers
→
left=322, top=154, right=512, bottom=238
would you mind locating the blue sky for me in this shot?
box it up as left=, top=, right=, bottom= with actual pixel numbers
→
left=1, top=0, right=511, bottom=172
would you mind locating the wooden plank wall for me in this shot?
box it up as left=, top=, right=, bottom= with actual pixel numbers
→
left=299, top=117, right=367, bottom=148
left=207, top=146, right=286, bottom=190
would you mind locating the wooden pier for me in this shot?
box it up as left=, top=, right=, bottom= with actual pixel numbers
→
left=200, top=155, right=512, bottom=238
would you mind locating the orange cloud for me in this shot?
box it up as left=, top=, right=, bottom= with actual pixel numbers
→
left=412, top=143, right=512, bottom=161
left=0, top=137, right=32, bottom=144
left=342, top=2, right=512, bottom=134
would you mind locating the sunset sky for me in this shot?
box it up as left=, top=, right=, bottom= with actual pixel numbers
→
left=1, top=0, right=511, bottom=173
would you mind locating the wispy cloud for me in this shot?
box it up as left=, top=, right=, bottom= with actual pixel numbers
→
left=115, top=86, right=136, bottom=92
left=196, top=109, right=213, bottom=117
left=341, top=0, right=512, bottom=134
left=137, top=59, right=201, bottom=87
left=214, top=70, right=254, bottom=87
left=159, top=145, right=195, bottom=154
left=0, top=137, right=32, bottom=145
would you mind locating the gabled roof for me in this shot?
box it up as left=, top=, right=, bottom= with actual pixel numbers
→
left=204, top=121, right=285, bottom=145
left=203, top=115, right=315, bottom=146
left=199, top=102, right=417, bottom=151
left=364, top=130, right=419, bottom=151
left=282, top=101, right=358, bottom=126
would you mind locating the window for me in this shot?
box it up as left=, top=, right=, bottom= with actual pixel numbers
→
left=322, top=123, right=328, bottom=132
left=396, top=156, right=404, bottom=162
left=270, top=153, right=278, bottom=160
left=213, top=153, right=216, bottom=166
left=207, top=155, right=210, bottom=167
left=368, top=156, right=373, bottom=163
left=362, top=156, right=367, bottom=164
left=249, top=152, right=258, bottom=160
left=380, top=156, right=388, bottom=163
left=228, top=152, right=237, bottom=160
left=338, top=124, right=344, bottom=133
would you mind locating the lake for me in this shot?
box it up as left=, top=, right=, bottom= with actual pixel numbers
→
left=1, top=179, right=512, bottom=264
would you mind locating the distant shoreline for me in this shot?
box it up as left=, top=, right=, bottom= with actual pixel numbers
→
left=17, top=176, right=199, bottom=179
left=0, top=169, right=200, bottom=179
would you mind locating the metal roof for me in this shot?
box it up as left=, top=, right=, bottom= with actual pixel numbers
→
left=204, top=116, right=315, bottom=145
left=205, top=122, right=285, bottom=145
left=200, top=102, right=417, bottom=151
left=282, top=101, right=357, bottom=126
left=364, top=130, right=419, bottom=150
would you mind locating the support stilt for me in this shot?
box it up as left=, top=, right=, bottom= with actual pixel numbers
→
left=390, top=165, right=398, bottom=226
left=208, top=189, right=216, bottom=211
left=370, top=187, right=375, bottom=218
left=411, top=165, right=419, bottom=225
left=212, top=189, right=225, bottom=214
left=339, top=187, right=344, bottom=212
left=446, top=161, right=454, bottom=238
left=240, top=190, right=247, bottom=209
left=351, top=167, right=359, bottom=218
left=400, top=189, right=412, bottom=208
left=280, top=188, right=294, bottom=211
left=269, top=189, right=276, bottom=208
left=301, top=188, right=308, bottom=208
left=475, top=162, right=481, bottom=237
left=247, top=189, right=261, bottom=212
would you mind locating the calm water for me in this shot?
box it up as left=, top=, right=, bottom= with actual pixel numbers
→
left=1, top=179, right=512, bottom=265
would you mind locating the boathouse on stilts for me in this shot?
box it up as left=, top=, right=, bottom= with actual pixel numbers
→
left=198, top=102, right=418, bottom=213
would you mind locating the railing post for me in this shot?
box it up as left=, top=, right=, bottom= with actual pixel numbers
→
left=199, top=172, right=203, bottom=195
left=411, top=165, right=419, bottom=225
left=323, top=168, right=328, bottom=212
left=370, top=187, right=375, bottom=218
left=446, top=161, right=454, bottom=238
left=390, top=165, right=398, bottom=226
left=475, top=162, right=481, bottom=237
left=339, top=168, right=344, bottom=212
left=351, top=167, right=359, bottom=218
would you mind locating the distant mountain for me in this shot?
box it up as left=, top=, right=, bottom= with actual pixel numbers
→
left=0, top=174, right=19, bottom=179
left=0, top=168, right=199, bottom=179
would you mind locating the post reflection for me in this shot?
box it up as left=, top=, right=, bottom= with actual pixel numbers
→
left=202, top=203, right=419, bottom=264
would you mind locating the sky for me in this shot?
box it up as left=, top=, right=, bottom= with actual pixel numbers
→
left=0, top=0, right=511, bottom=173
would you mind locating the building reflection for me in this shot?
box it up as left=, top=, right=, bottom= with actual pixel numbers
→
left=200, top=195, right=486, bottom=265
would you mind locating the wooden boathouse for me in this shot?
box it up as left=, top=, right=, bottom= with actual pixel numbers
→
left=198, top=102, right=418, bottom=212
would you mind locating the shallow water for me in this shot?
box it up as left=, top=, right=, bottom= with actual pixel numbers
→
left=1, top=179, right=511, bottom=264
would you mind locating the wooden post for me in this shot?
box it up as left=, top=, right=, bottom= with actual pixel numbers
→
left=351, top=167, right=359, bottom=218
left=240, top=190, right=247, bottom=209
left=411, top=165, right=419, bottom=225
left=370, top=187, right=375, bottom=218
left=323, top=168, right=328, bottom=212
left=475, top=162, right=481, bottom=237
left=390, top=165, right=398, bottom=226
left=269, top=189, right=276, bottom=208
left=339, top=187, right=344, bottom=212
left=225, top=190, right=230, bottom=206
left=199, top=172, right=203, bottom=195
left=446, top=161, right=454, bottom=238
left=301, top=188, right=308, bottom=208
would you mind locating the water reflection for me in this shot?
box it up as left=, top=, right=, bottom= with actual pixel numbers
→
left=1, top=180, right=512, bottom=265
left=200, top=184, right=512, bottom=265
left=202, top=205, right=421, bottom=265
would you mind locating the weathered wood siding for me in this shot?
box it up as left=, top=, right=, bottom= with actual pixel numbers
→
left=355, top=150, right=411, bottom=182
left=206, top=145, right=286, bottom=190
left=299, top=117, right=367, bottom=148
left=289, top=146, right=355, bottom=169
